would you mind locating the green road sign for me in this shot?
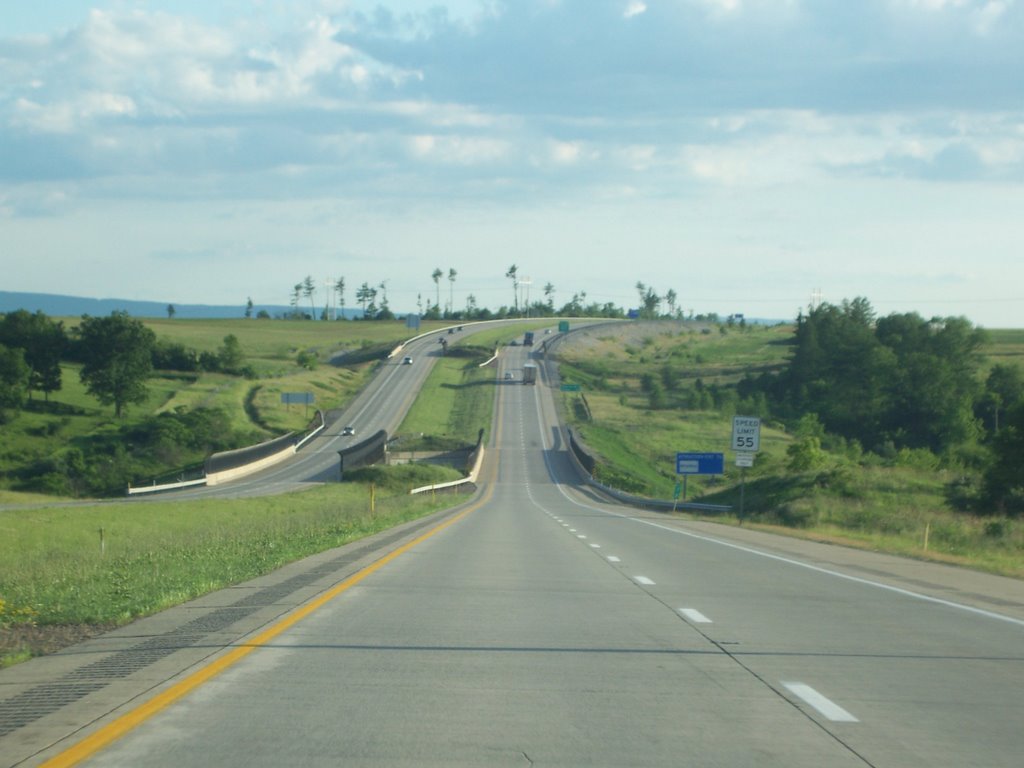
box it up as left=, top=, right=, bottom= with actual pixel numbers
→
left=560, top=383, right=581, bottom=392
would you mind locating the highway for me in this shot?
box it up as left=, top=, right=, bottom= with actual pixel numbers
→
left=5, top=334, right=1024, bottom=767
left=160, top=323, right=487, bottom=499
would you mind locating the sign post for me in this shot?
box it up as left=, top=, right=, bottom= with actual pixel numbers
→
left=282, top=392, right=315, bottom=418
left=674, top=452, right=724, bottom=506
left=730, top=417, right=761, bottom=522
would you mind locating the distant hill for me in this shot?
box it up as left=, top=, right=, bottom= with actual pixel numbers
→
left=0, top=291, right=362, bottom=320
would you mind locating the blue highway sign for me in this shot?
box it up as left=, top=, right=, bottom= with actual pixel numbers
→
left=676, top=452, right=725, bottom=475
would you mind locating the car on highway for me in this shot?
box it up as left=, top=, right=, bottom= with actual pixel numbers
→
left=402, top=356, right=413, bottom=364
left=341, top=426, right=355, bottom=436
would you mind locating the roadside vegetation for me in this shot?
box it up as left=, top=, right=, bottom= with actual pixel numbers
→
left=0, top=312, right=445, bottom=498
left=4, top=298, right=1022, bottom=666
left=555, top=307, right=1024, bottom=578
left=0, top=466, right=462, bottom=667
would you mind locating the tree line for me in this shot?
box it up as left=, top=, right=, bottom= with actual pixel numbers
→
left=0, top=309, right=250, bottom=422
left=732, top=298, right=1023, bottom=515
left=1, top=309, right=262, bottom=496
left=274, top=267, right=687, bottom=322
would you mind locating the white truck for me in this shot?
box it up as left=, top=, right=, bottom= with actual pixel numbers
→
left=522, top=363, right=538, bottom=385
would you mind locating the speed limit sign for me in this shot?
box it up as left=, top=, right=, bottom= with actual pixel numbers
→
left=731, top=416, right=761, bottom=452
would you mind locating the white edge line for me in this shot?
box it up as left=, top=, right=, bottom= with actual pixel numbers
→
left=527, top=376, right=1024, bottom=630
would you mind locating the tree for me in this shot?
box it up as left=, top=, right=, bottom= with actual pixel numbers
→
left=218, top=334, right=244, bottom=372
left=355, top=283, right=379, bottom=317
left=636, top=282, right=661, bottom=319
left=431, top=268, right=443, bottom=313
left=0, top=343, right=30, bottom=419
left=665, top=288, right=678, bottom=318
left=544, top=282, right=555, bottom=311
left=377, top=281, right=393, bottom=320
left=245, top=297, right=254, bottom=319
left=302, top=275, right=316, bottom=318
left=448, top=268, right=457, bottom=316
left=166, top=304, right=176, bottom=319
left=334, top=277, right=346, bottom=320
left=290, top=283, right=303, bottom=318
left=981, top=364, right=1023, bottom=434
left=0, top=309, right=66, bottom=401
left=983, top=400, right=1024, bottom=516
left=506, top=264, right=519, bottom=313
left=77, top=312, right=156, bottom=417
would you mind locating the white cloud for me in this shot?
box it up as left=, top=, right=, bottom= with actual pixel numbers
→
left=549, top=140, right=584, bottom=165
left=409, top=134, right=509, bottom=164
left=11, top=91, right=136, bottom=133
left=624, top=1, right=648, bottom=19
left=973, top=0, right=1010, bottom=33
left=697, top=0, right=743, bottom=14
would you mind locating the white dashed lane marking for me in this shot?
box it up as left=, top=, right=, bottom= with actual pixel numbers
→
left=783, top=683, right=859, bottom=723
left=679, top=608, right=712, bottom=624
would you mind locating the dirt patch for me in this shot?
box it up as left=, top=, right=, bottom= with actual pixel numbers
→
left=1, top=622, right=118, bottom=665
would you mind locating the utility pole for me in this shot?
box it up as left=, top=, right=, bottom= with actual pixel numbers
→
left=521, top=277, right=532, bottom=318
left=810, top=288, right=823, bottom=311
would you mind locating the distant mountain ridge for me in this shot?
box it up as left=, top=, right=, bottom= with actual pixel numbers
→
left=0, top=291, right=361, bottom=320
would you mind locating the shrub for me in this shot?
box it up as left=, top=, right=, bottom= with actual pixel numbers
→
left=787, top=436, right=827, bottom=472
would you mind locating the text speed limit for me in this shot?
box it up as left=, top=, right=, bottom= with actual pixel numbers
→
left=731, top=416, right=761, bottom=452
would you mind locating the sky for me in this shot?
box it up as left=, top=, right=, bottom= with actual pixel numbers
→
left=2, top=0, right=1023, bottom=326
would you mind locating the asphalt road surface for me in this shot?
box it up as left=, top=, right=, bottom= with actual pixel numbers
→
left=5, top=338, right=1024, bottom=767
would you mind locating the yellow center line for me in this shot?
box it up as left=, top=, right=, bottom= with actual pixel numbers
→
left=40, top=487, right=492, bottom=768
left=44, top=358, right=512, bottom=767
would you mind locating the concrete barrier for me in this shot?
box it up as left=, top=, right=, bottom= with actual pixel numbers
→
left=410, top=429, right=485, bottom=495
left=127, top=477, right=207, bottom=496
left=206, top=443, right=296, bottom=486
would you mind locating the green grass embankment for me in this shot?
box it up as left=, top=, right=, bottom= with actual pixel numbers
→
left=396, top=345, right=498, bottom=450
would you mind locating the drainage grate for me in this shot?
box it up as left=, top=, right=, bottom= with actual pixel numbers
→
left=63, top=635, right=205, bottom=681
left=0, top=682, right=106, bottom=738
left=177, top=606, right=255, bottom=635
